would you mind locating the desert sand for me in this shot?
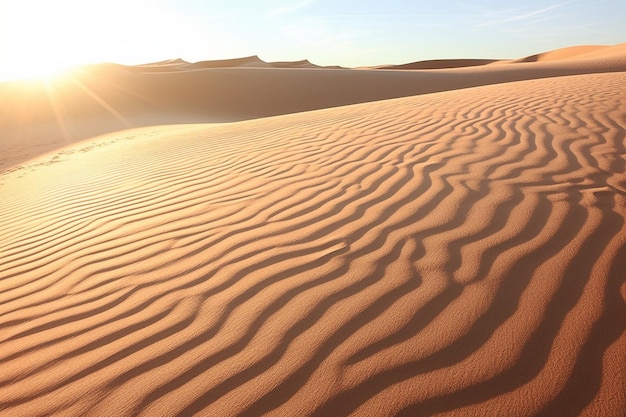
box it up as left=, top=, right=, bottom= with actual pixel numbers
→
left=1, top=43, right=625, bottom=416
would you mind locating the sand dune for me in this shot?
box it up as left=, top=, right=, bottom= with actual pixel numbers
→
left=1, top=57, right=626, bottom=417
left=514, top=45, right=608, bottom=62
left=183, top=55, right=273, bottom=69
left=378, top=58, right=499, bottom=70
left=113, top=56, right=328, bottom=72
left=2, top=44, right=626, bottom=174
left=130, top=58, right=193, bottom=71
left=565, top=42, right=626, bottom=62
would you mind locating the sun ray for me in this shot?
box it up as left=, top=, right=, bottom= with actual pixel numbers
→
left=41, top=77, right=72, bottom=144
left=66, top=76, right=133, bottom=128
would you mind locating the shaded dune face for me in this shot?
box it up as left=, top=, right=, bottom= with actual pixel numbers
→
left=1, top=46, right=625, bottom=175
left=1, top=72, right=626, bottom=416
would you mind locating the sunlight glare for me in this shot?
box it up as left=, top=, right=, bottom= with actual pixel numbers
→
left=0, top=0, right=185, bottom=82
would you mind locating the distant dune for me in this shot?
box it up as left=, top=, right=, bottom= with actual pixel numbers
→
left=120, top=56, right=331, bottom=72
left=505, top=43, right=626, bottom=66
left=130, top=58, right=192, bottom=71
left=183, top=55, right=272, bottom=69
left=1, top=43, right=626, bottom=416
left=377, top=58, right=499, bottom=70
left=514, top=45, right=608, bottom=62
left=2, top=43, right=626, bottom=173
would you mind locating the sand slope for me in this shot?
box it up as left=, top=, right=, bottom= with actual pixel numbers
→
left=1, top=69, right=625, bottom=416
left=514, top=45, right=607, bottom=62
left=2, top=44, right=626, bottom=174
left=513, top=42, right=626, bottom=63
left=377, top=58, right=499, bottom=70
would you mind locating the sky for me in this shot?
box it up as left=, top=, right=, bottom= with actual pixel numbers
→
left=0, top=0, right=625, bottom=81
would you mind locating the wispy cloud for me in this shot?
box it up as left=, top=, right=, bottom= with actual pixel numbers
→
left=478, top=2, right=571, bottom=27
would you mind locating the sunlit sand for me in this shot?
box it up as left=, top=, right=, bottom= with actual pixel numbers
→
left=1, top=43, right=626, bottom=416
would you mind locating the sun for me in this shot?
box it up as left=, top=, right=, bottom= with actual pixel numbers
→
left=1, top=1, right=78, bottom=80
left=0, top=0, right=186, bottom=82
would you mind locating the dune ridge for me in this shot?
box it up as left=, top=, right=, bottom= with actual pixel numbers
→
left=378, top=58, right=499, bottom=70
left=512, top=43, right=626, bottom=63
left=513, top=45, right=608, bottom=63
left=1, top=69, right=625, bottom=416
left=2, top=44, right=626, bottom=175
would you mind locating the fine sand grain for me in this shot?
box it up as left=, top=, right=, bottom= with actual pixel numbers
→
left=1, top=45, right=626, bottom=416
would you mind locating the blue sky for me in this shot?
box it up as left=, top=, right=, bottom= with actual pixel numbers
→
left=0, top=0, right=624, bottom=80
left=173, top=0, right=625, bottom=63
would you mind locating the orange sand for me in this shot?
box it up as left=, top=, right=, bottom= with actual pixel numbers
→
left=1, top=44, right=626, bottom=416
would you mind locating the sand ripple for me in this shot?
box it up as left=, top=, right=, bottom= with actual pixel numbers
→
left=1, top=72, right=626, bottom=416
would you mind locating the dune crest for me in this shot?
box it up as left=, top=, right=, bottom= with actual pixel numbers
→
left=514, top=44, right=608, bottom=62
left=378, top=58, right=499, bottom=70
left=1, top=69, right=625, bottom=416
left=2, top=43, right=626, bottom=175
